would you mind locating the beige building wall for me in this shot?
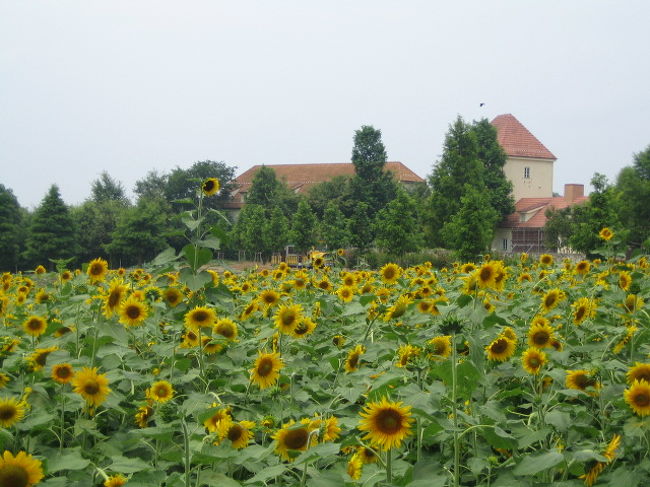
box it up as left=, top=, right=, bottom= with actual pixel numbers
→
left=491, top=227, right=513, bottom=253
left=504, top=156, right=554, bottom=201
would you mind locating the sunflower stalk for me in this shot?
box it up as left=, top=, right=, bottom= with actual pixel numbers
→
left=451, top=332, right=460, bottom=487
left=182, top=419, right=192, bottom=487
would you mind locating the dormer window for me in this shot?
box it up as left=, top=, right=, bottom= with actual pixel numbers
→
left=524, top=167, right=530, bottom=179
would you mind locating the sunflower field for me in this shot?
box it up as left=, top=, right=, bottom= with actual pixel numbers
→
left=2, top=221, right=650, bottom=486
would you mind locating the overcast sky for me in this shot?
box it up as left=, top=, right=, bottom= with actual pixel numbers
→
left=1, top=1, right=649, bottom=209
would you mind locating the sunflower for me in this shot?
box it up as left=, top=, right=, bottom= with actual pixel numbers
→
left=539, top=254, right=554, bottom=266
left=485, top=336, right=516, bottom=362
left=384, top=295, right=412, bottom=321
left=87, top=258, right=109, bottom=283
left=0, top=397, right=26, bottom=428
left=0, top=373, right=9, bottom=389
left=618, top=271, right=632, bottom=291
left=201, top=177, right=220, bottom=196
left=34, top=289, right=50, bottom=304
left=274, top=304, right=304, bottom=335
left=579, top=434, right=621, bottom=486
left=574, top=260, right=591, bottom=275
left=521, top=348, right=547, bottom=375
left=0, top=450, right=44, bottom=487
left=623, top=294, right=644, bottom=313
left=184, top=306, right=216, bottom=329
left=162, top=287, right=184, bottom=307
left=290, top=317, right=316, bottom=339
left=34, top=264, right=46, bottom=274
left=527, top=321, right=554, bottom=349
left=379, top=263, right=402, bottom=285
left=347, top=453, right=363, bottom=479
left=28, top=346, right=58, bottom=371
left=311, top=252, right=325, bottom=269
left=203, top=406, right=233, bottom=433
left=332, top=335, right=346, bottom=348
left=118, top=296, right=149, bottom=327
left=272, top=420, right=317, bottom=461
left=218, top=420, right=256, bottom=449
left=571, top=297, right=597, bottom=325
left=103, top=279, right=128, bottom=318
left=250, top=351, right=284, bottom=389
left=336, top=286, right=355, bottom=303
left=322, top=416, right=341, bottom=442
left=475, top=261, right=499, bottom=289
left=358, top=397, right=413, bottom=450
left=565, top=370, right=600, bottom=394
left=501, top=326, right=517, bottom=342
left=627, top=363, right=650, bottom=384
left=395, top=344, right=421, bottom=368
left=214, top=318, right=238, bottom=341
left=625, top=379, right=650, bottom=416
left=315, top=278, right=332, bottom=292
left=51, top=363, right=75, bottom=384
left=72, top=367, right=111, bottom=407
left=598, top=227, right=614, bottom=241
left=22, top=315, right=47, bottom=337
left=135, top=405, right=154, bottom=428
left=181, top=329, right=200, bottom=348
left=344, top=345, right=365, bottom=373
left=104, top=474, right=128, bottom=487
left=517, top=272, right=532, bottom=283
left=258, top=289, right=280, bottom=308
left=60, top=270, right=73, bottom=283
left=240, top=301, right=257, bottom=320
left=541, top=288, right=565, bottom=313
left=427, top=335, right=452, bottom=359
left=357, top=446, right=379, bottom=464
left=202, top=337, right=223, bottom=355
left=147, top=380, right=174, bottom=403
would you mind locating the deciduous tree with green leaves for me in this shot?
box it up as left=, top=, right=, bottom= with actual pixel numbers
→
left=319, top=201, right=352, bottom=250
left=290, top=199, right=318, bottom=253
left=374, top=190, right=423, bottom=255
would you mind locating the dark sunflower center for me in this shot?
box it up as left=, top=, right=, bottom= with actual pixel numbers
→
left=108, top=291, right=121, bottom=308
left=491, top=339, right=508, bottom=354
left=294, top=322, right=308, bottom=335
left=257, top=358, right=273, bottom=377
left=155, top=386, right=169, bottom=397
left=545, top=295, right=557, bottom=308
left=217, top=324, right=234, bottom=338
left=193, top=311, right=208, bottom=323
left=348, top=353, right=359, bottom=369
left=575, top=307, right=586, bottom=321
left=284, top=428, right=308, bottom=450
left=83, top=382, right=100, bottom=395
left=187, top=331, right=198, bottom=341
left=319, top=281, right=329, bottom=290
left=574, top=374, right=593, bottom=389
left=433, top=343, right=446, bottom=355
left=375, top=409, right=402, bottom=434
left=344, top=277, right=354, bottom=286
left=203, top=180, right=215, bottom=192
left=0, top=405, right=17, bottom=420
left=36, top=352, right=51, bottom=366
left=56, top=368, right=72, bottom=379
left=0, top=464, right=29, bottom=487
left=528, top=357, right=541, bottom=368
left=383, top=268, right=396, bottom=280
left=28, top=319, right=42, bottom=331
left=479, top=267, right=493, bottom=282
left=634, top=392, right=650, bottom=407
left=533, top=332, right=550, bottom=346
left=281, top=312, right=296, bottom=326
left=126, top=306, right=141, bottom=319
left=166, top=293, right=179, bottom=304
left=90, top=264, right=103, bottom=275
left=633, top=371, right=650, bottom=382
left=228, top=424, right=243, bottom=442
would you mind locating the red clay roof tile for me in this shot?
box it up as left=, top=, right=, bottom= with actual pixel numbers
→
left=491, top=114, right=557, bottom=160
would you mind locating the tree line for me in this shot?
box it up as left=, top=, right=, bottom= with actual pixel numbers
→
left=2, top=116, right=648, bottom=271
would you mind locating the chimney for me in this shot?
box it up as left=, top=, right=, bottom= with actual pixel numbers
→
left=564, top=184, right=584, bottom=203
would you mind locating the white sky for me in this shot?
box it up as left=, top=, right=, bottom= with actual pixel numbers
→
left=1, top=1, right=649, bottom=208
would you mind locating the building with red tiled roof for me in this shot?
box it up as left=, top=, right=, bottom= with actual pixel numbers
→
left=489, top=112, right=588, bottom=253
left=491, top=114, right=556, bottom=202
left=226, top=162, right=424, bottom=213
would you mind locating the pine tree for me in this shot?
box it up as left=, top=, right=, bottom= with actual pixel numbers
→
left=0, top=184, right=23, bottom=271
left=349, top=202, right=373, bottom=251
left=24, top=185, right=78, bottom=269
left=263, top=207, right=290, bottom=257
left=230, top=204, right=266, bottom=256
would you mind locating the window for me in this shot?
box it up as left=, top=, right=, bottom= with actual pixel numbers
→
left=524, top=167, right=530, bottom=179
left=502, top=239, right=508, bottom=251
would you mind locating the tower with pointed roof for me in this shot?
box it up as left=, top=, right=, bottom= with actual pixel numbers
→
left=491, top=114, right=556, bottom=201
